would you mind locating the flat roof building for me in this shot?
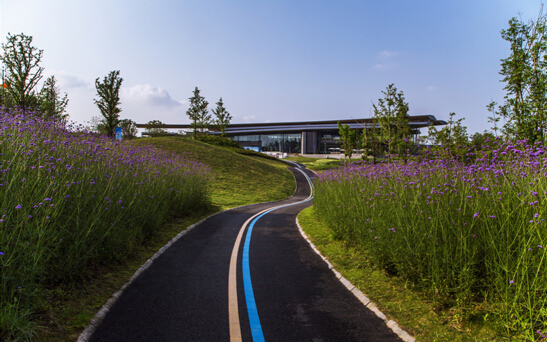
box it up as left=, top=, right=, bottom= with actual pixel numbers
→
left=137, top=115, right=446, bottom=155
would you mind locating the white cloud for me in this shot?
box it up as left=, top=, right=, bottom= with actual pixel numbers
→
left=121, top=84, right=183, bottom=108
left=243, top=115, right=256, bottom=122
left=427, top=85, right=437, bottom=91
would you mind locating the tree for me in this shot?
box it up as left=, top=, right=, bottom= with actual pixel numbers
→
left=39, top=75, right=69, bottom=122
left=427, top=112, right=469, bottom=148
left=372, top=84, right=410, bottom=161
left=186, top=87, right=209, bottom=137
left=486, top=100, right=501, bottom=137
left=119, top=118, right=138, bottom=139
left=498, top=7, right=547, bottom=142
left=212, top=97, right=232, bottom=136
left=94, top=70, right=123, bottom=137
left=337, top=122, right=357, bottom=163
left=144, top=120, right=167, bottom=136
left=0, top=32, right=43, bottom=111
left=361, top=119, right=381, bottom=163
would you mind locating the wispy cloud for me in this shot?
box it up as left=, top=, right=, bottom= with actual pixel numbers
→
left=46, top=70, right=91, bottom=89
left=373, top=50, right=400, bottom=70
left=427, top=85, right=437, bottom=91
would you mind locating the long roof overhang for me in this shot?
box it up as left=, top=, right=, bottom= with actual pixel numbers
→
left=137, top=115, right=446, bottom=134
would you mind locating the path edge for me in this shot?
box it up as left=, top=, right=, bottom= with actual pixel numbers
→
left=77, top=199, right=289, bottom=342
left=295, top=216, right=416, bottom=342
left=77, top=164, right=302, bottom=342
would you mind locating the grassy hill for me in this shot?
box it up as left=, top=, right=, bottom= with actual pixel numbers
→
left=130, top=137, right=295, bottom=208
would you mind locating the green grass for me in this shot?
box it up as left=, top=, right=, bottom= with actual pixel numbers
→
left=298, top=206, right=499, bottom=342
left=33, top=136, right=295, bottom=341
left=285, top=156, right=343, bottom=171
left=130, top=137, right=295, bottom=209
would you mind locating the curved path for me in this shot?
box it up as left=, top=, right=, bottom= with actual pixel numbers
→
left=88, top=165, right=403, bottom=342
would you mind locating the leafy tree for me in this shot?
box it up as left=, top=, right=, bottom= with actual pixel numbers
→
left=119, top=118, right=138, bottom=139
left=86, top=116, right=106, bottom=134
left=470, top=130, right=496, bottom=150
left=372, top=84, right=410, bottom=161
left=145, top=120, right=167, bottom=136
left=94, top=70, right=123, bottom=137
left=428, top=112, right=469, bottom=148
left=498, top=7, right=547, bottom=142
left=486, top=100, right=501, bottom=137
left=361, top=119, right=381, bottom=163
left=39, top=75, right=68, bottom=122
left=212, top=97, right=232, bottom=136
left=186, top=87, right=209, bottom=138
left=337, top=122, right=357, bottom=163
left=0, top=32, right=43, bottom=111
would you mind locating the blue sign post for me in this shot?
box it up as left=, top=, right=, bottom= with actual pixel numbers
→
left=115, top=127, right=122, bottom=141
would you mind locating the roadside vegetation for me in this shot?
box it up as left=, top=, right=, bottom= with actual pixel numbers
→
left=298, top=206, right=499, bottom=341
left=312, top=139, right=547, bottom=341
left=0, top=110, right=212, bottom=340
left=0, top=122, right=293, bottom=341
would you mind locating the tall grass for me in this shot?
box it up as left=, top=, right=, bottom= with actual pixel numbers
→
left=0, top=109, right=211, bottom=340
left=314, top=139, right=547, bottom=340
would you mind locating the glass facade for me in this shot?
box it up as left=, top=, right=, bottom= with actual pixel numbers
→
left=233, top=133, right=301, bottom=153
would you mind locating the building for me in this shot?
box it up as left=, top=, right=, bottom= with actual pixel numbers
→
left=137, top=115, right=446, bottom=155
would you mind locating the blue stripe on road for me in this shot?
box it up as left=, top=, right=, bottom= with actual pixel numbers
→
left=242, top=170, right=314, bottom=341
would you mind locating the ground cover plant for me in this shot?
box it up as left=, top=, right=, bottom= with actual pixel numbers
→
left=0, top=109, right=211, bottom=341
left=313, top=138, right=547, bottom=341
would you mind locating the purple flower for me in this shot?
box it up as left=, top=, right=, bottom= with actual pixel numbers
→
left=474, top=212, right=479, bottom=218
left=509, top=280, right=514, bottom=284
left=44, top=198, right=51, bottom=201
left=0, top=252, right=3, bottom=256
left=15, top=205, right=22, bottom=209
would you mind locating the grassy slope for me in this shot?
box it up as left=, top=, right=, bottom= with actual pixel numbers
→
left=298, top=206, right=499, bottom=342
left=134, top=137, right=295, bottom=209
left=34, top=137, right=295, bottom=341
left=285, top=156, right=343, bottom=171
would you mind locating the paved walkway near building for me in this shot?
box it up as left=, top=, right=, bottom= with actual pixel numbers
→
left=85, top=166, right=406, bottom=342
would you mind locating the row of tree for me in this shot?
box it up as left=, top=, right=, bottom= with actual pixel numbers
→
left=0, top=33, right=139, bottom=138
left=338, top=83, right=498, bottom=163
left=185, top=87, right=232, bottom=137
left=140, top=88, right=233, bottom=138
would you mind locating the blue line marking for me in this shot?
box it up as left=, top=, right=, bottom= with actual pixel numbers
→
left=242, top=170, right=314, bottom=341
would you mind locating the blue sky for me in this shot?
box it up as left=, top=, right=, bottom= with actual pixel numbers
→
left=0, top=0, right=544, bottom=135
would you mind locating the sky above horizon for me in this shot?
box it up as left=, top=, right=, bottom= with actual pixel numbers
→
left=0, top=0, right=544, bottom=135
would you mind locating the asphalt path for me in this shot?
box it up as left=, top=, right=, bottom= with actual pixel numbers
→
left=89, top=165, right=403, bottom=342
